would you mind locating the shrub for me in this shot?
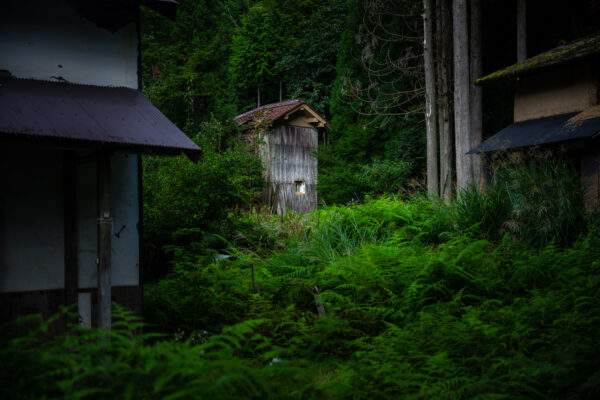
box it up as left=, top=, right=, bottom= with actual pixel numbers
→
left=455, top=153, right=587, bottom=247
left=357, top=159, right=412, bottom=196
left=143, top=121, right=264, bottom=280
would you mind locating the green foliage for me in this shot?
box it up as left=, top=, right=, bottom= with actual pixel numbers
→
left=275, top=0, right=347, bottom=115
left=7, top=3, right=599, bottom=398
left=358, top=159, right=412, bottom=196
left=142, top=0, right=425, bottom=206
left=141, top=0, right=237, bottom=126
left=455, top=154, right=586, bottom=247
left=316, top=0, right=425, bottom=205
left=230, top=3, right=285, bottom=101
left=5, top=193, right=600, bottom=399
left=144, top=122, right=263, bottom=240
left=1, top=308, right=312, bottom=400
left=143, top=121, right=264, bottom=280
left=318, top=113, right=425, bottom=204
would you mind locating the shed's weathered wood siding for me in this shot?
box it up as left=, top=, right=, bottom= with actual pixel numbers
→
left=263, top=125, right=318, bottom=214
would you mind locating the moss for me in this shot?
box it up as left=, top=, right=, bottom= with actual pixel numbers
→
left=476, top=35, right=600, bottom=85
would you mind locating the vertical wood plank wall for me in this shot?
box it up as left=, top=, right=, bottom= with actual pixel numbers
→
left=263, top=125, right=318, bottom=214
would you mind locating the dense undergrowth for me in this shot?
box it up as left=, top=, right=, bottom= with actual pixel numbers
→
left=3, top=161, right=600, bottom=399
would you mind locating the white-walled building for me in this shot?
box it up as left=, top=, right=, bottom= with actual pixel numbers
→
left=0, top=0, right=200, bottom=332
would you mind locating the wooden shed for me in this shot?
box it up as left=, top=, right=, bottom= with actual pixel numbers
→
left=0, top=0, right=201, bottom=332
left=471, top=34, right=600, bottom=208
left=235, top=99, right=329, bottom=214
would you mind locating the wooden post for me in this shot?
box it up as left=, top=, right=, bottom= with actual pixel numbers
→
left=97, top=152, right=112, bottom=331
left=424, top=0, right=439, bottom=197
left=63, top=151, right=78, bottom=324
left=453, top=0, right=473, bottom=190
left=517, top=0, right=527, bottom=62
left=470, top=0, right=483, bottom=187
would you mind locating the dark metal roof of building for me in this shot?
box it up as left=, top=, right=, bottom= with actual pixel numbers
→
left=468, top=111, right=600, bottom=153
left=0, top=78, right=201, bottom=157
left=476, top=34, right=600, bottom=85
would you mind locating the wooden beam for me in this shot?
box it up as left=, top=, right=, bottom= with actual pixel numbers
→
left=97, top=152, right=112, bottom=331
left=136, top=155, right=144, bottom=322
left=63, top=151, right=78, bottom=323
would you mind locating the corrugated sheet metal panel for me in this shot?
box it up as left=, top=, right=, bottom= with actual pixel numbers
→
left=0, top=78, right=200, bottom=155
left=468, top=112, right=600, bottom=153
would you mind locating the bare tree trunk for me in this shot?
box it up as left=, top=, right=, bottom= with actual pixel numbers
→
left=424, top=0, right=439, bottom=196
left=279, top=80, right=283, bottom=102
left=257, top=85, right=261, bottom=107
left=470, top=0, right=483, bottom=188
left=452, top=0, right=473, bottom=190
left=517, top=0, right=527, bottom=62
left=438, top=0, right=454, bottom=201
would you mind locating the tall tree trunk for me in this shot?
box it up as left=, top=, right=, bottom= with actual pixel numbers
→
left=452, top=0, right=473, bottom=190
left=517, top=0, right=527, bottom=62
left=470, top=0, right=483, bottom=188
left=257, top=85, right=261, bottom=107
left=424, top=0, right=439, bottom=196
left=438, top=0, right=454, bottom=201
left=279, top=80, right=283, bottom=102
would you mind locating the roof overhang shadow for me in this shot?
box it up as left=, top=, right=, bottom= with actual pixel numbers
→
left=468, top=112, right=600, bottom=154
left=0, top=77, right=201, bottom=159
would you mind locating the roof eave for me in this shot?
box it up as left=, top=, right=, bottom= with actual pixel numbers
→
left=476, top=34, right=600, bottom=86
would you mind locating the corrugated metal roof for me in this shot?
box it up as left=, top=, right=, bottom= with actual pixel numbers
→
left=468, top=112, right=600, bottom=153
left=0, top=77, right=201, bottom=156
left=234, top=99, right=304, bottom=126
left=476, top=34, right=600, bottom=85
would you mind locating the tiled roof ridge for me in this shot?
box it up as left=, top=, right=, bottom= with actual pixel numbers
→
left=234, top=99, right=304, bottom=124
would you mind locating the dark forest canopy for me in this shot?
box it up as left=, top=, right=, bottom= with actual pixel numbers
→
left=141, top=0, right=600, bottom=204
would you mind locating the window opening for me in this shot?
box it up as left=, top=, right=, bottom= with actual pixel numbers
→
left=295, top=180, right=306, bottom=195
